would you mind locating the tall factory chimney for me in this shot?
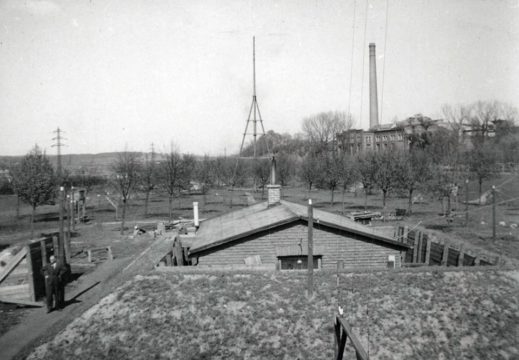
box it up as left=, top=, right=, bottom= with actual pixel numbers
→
left=369, top=43, right=379, bottom=129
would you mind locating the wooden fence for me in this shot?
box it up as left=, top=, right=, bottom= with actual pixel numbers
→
left=334, top=315, right=369, bottom=360
left=395, top=226, right=499, bottom=267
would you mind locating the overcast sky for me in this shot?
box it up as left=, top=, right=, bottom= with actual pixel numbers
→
left=0, top=0, right=518, bottom=156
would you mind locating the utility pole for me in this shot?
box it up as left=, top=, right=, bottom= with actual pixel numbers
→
left=465, top=179, right=469, bottom=227
left=52, top=127, right=66, bottom=183
left=492, top=185, right=496, bottom=242
left=71, top=186, right=75, bottom=231
left=307, top=199, right=314, bottom=297
left=65, top=192, right=71, bottom=263
left=58, top=187, right=65, bottom=263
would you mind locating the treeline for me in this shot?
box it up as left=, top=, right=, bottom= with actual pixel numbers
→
left=3, top=101, right=518, bottom=234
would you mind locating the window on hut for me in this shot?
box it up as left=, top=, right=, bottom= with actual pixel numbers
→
left=278, top=256, right=321, bottom=270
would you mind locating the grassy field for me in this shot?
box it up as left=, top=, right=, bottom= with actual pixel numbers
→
left=26, top=269, right=519, bottom=360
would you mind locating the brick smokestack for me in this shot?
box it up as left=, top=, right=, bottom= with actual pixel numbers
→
left=369, top=43, right=379, bottom=129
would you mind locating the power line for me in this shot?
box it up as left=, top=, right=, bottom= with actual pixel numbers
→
left=51, top=127, right=67, bottom=181
left=347, top=0, right=357, bottom=119
left=359, top=0, right=370, bottom=128
left=379, top=0, right=390, bottom=123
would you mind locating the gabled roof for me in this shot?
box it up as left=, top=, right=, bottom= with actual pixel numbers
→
left=189, top=200, right=409, bottom=255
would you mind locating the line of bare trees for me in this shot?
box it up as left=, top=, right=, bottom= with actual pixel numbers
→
left=297, top=102, right=518, bottom=215
left=4, top=101, right=517, bottom=235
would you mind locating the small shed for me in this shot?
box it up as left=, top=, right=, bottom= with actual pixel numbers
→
left=188, top=187, right=409, bottom=270
left=0, top=237, right=55, bottom=306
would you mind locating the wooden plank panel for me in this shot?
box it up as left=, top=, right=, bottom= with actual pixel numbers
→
left=26, top=246, right=36, bottom=301
left=0, top=273, right=28, bottom=286
left=0, top=284, right=30, bottom=297
left=447, top=248, right=459, bottom=266
left=464, top=254, right=476, bottom=266
left=441, top=241, right=449, bottom=266
left=0, top=297, right=43, bottom=307
left=0, top=247, right=28, bottom=283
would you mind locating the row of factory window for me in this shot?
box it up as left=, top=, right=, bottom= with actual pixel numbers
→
left=348, top=142, right=398, bottom=152
left=345, top=132, right=403, bottom=144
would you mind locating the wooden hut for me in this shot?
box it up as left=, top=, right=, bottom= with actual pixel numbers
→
left=188, top=186, right=409, bottom=270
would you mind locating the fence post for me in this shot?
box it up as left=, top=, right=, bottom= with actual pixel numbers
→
left=425, top=235, right=431, bottom=265
left=334, top=317, right=339, bottom=360
left=26, top=245, right=36, bottom=302
left=307, top=199, right=314, bottom=297
left=457, top=244, right=464, bottom=267
left=412, top=232, right=419, bottom=263
left=492, top=185, right=496, bottom=242
left=336, top=260, right=343, bottom=288
left=441, top=240, right=449, bottom=266
left=418, top=232, right=424, bottom=263
left=465, top=179, right=469, bottom=227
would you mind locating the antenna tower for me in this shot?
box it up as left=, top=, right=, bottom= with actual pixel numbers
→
left=52, top=127, right=67, bottom=182
left=232, top=36, right=271, bottom=188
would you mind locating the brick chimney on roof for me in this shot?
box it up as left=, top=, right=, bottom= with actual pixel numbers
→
left=267, top=156, right=281, bottom=207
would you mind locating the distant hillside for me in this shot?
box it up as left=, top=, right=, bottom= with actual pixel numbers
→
left=0, top=151, right=207, bottom=176
left=0, top=152, right=148, bottom=176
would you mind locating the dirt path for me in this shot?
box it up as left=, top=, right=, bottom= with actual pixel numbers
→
left=0, top=233, right=176, bottom=360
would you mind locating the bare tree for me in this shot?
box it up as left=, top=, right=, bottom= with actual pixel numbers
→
left=395, top=149, right=432, bottom=214
left=158, top=149, right=183, bottom=221
left=177, top=154, right=196, bottom=199
left=213, top=156, right=232, bottom=187
left=428, top=154, right=462, bottom=216
left=443, top=100, right=518, bottom=147
left=302, top=111, right=354, bottom=153
left=276, top=152, right=296, bottom=186
left=254, top=159, right=271, bottom=199
left=13, top=145, right=55, bottom=237
left=111, top=151, right=141, bottom=235
left=355, top=152, right=377, bottom=210
left=323, top=152, right=342, bottom=206
left=300, top=153, right=323, bottom=198
left=340, top=154, right=359, bottom=213
left=196, top=155, right=214, bottom=206
left=468, top=143, right=498, bottom=204
left=7, top=159, right=22, bottom=219
left=441, top=103, right=471, bottom=144
left=372, top=150, right=400, bottom=210
left=141, top=147, right=156, bottom=217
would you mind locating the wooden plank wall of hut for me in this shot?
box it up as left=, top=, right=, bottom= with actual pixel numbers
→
left=28, top=237, right=55, bottom=300
left=397, top=226, right=498, bottom=267
left=0, top=236, right=55, bottom=303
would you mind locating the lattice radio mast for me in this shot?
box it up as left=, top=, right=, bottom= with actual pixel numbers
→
left=232, top=36, right=271, bottom=188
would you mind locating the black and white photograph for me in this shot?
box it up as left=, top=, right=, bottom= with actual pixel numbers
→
left=0, top=0, right=518, bottom=359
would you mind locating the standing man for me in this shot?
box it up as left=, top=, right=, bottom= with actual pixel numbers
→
left=41, top=255, right=67, bottom=313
